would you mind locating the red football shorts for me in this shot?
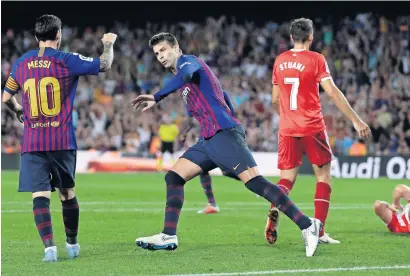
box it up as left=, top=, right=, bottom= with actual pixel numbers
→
left=278, top=130, right=333, bottom=170
left=387, top=213, right=410, bottom=234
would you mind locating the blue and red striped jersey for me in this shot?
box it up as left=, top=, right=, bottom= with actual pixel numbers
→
left=4, top=47, right=100, bottom=153
left=154, top=55, right=240, bottom=138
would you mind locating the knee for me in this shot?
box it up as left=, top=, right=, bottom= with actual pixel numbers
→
left=59, top=188, right=76, bottom=201
left=396, top=184, right=406, bottom=192
left=33, top=195, right=51, bottom=208
left=316, top=175, right=331, bottom=185
left=373, top=200, right=383, bottom=213
left=165, top=170, right=186, bottom=186
left=32, top=191, right=51, bottom=200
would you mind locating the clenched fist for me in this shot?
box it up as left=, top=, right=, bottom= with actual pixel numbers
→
left=101, top=33, right=117, bottom=44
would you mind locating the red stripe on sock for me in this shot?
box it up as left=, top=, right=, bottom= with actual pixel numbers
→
left=166, top=207, right=181, bottom=215
left=34, top=208, right=50, bottom=215
left=164, top=222, right=177, bottom=228
left=37, top=221, right=52, bottom=229
left=41, top=234, right=54, bottom=242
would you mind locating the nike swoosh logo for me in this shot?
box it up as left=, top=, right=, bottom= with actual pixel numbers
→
left=233, top=163, right=240, bottom=170
left=162, top=236, right=174, bottom=242
left=311, top=220, right=318, bottom=236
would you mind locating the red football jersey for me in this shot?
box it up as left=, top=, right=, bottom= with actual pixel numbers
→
left=387, top=204, right=410, bottom=234
left=272, top=49, right=331, bottom=136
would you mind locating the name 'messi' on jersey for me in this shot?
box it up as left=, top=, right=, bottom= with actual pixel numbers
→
left=278, top=61, right=306, bottom=72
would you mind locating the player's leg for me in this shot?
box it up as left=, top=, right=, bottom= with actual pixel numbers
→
left=197, top=171, right=220, bottom=214
left=136, top=141, right=216, bottom=251
left=373, top=200, right=393, bottom=225
left=156, top=141, right=166, bottom=171
left=265, top=135, right=301, bottom=244
left=158, top=141, right=173, bottom=171
left=169, top=141, right=176, bottom=165
left=204, top=125, right=320, bottom=256
left=304, top=130, right=339, bottom=244
left=197, top=169, right=239, bottom=214
left=19, top=152, right=57, bottom=262
left=50, top=150, right=80, bottom=259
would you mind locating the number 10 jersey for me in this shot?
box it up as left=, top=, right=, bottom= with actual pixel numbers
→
left=4, top=47, right=100, bottom=152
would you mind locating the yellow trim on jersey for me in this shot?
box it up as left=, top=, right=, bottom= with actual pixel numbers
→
left=6, top=78, right=19, bottom=90
left=7, top=77, right=18, bottom=85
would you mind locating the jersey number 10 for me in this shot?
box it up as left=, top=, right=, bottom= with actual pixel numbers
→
left=284, top=77, right=300, bottom=110
left=23, top=77, right=61, bottom=119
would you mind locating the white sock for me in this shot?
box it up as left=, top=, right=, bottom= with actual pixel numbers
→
left=44, top=246, right=57, bottom=253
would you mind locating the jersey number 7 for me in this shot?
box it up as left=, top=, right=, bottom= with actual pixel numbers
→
left=23, top=77, right=61, bottom=118
left=284, top=77, right=300, bottom=111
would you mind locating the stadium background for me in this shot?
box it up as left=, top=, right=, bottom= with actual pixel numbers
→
left=1, top=2, right=410, bottom=175
left=2, top=2, right=410, bottom=275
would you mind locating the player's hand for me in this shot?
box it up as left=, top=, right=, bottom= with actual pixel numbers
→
left=392, top=203, right=404, bottom=213
left=178, top=134, right=188, bottom=144
left=353, top=120, right=372, bottom=141
left=132, top=95, right=156, bottom=112
left=15, top=105, right=23, bottom=123
left=101, top=33, right=117, bottom=44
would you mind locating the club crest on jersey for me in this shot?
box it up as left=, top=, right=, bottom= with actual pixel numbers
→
left=73, top=53, right=93, bottom=62
left=182, top=86, right=190, bottom=104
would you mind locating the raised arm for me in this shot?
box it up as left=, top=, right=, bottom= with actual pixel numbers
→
left=99, top=33, right=117, bottom=72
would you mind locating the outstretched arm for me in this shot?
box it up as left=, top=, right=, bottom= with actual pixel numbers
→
left=320, top=79, right=371, bottom=141
left=153, top=74, right=187, bottom=102
left=99, top=33, right=117, bottom=72
left=154, top=59, right=202, bottom=103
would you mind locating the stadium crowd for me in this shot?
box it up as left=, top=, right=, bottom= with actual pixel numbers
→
left=2, top=13, right=410, bottom=157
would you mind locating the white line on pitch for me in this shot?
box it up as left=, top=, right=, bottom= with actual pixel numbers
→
left=168, top=265, right=410, bottom=276
left=1, top=205, right=370, bottom=213
left=1, top=201, right=372, bottom=207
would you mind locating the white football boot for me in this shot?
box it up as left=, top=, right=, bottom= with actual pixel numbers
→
left=136, top=233, right=178, bottom=251
left=301, top=218, right=322, bottom=257
left=319, top=233, right=340, bottom=244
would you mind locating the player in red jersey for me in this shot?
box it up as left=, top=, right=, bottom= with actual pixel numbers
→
left=374, top=184, right=410, bottom=234
left=266, top=18, right=372, bottom=245
left=2, top=15, right=117, bottom=262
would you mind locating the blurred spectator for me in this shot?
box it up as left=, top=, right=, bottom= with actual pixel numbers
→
left=2, top=13, right=410, bottom=157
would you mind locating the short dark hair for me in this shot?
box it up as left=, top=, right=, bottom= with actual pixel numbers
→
left=290, top=18, right=314, bottom=43
left=35, top=14, right=62, bottom=42
left=148, top=32, right=178, bottom=48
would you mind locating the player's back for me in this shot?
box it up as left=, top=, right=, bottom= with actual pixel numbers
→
left=273, top=49, right=331, bottom=137
left=6, top=47, right=100, bottom=152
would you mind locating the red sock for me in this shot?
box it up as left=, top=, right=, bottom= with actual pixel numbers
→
left=314, top=182, right=331, bottom=236
left=271, top=179, right=294, bottom=208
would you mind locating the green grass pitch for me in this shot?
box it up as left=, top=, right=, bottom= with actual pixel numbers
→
left=1, top=171, right=409, bottom=275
